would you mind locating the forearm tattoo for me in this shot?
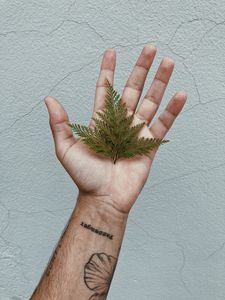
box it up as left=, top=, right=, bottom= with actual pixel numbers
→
left=80, top=221, right=113, bottom=240
left=45, top=219, right=70, bottom=277
left=84, top=253, right=117, bottom=300
left=46, top=245, right=60, bottom=277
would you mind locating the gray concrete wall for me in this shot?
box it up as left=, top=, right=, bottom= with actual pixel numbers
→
left=1, top=1, right=225, bottom=299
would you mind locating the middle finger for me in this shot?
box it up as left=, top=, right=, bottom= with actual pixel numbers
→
left=121, top=44, right=157, bottom=114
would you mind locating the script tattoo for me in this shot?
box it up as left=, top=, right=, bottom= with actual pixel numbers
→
left=45, top=243, right=63, bottom=277
left=45, top=220, right=70, bottom=277
left=84, top=252, right=117, bottom=300
left=30, top=221, right=71, bottom=298
left=80, top=221, right=113, bottom=240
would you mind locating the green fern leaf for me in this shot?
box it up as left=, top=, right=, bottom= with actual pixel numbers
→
left=68, top=78, right=169, bottom=163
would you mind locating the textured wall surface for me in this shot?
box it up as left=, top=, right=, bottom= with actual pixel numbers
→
left=1, top=1, right=225, bottom=299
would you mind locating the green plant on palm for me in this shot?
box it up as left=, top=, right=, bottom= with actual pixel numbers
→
left=68, top=78, right=168, bottom=164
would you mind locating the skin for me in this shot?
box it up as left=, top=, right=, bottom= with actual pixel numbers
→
left=31, top=44, right=187, bottom=299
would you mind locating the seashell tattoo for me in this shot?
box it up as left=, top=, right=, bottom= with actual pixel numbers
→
left=84, top=252, right=117, bottom=299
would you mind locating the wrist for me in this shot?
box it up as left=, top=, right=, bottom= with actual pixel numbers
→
left=73, top=191, right=129, bottom=226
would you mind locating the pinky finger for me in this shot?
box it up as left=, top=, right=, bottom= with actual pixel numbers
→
left=145, top=91, right=187, bottom=162
left=150, top=91, right=187, bottom=139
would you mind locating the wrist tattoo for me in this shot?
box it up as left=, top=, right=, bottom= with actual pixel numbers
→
left=80, top=221, right=113, bottom=240
left=84, top=252, right=117, bottom=300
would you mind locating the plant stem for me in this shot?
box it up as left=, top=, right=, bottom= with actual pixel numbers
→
left=113, top=152, right=118, bottom=164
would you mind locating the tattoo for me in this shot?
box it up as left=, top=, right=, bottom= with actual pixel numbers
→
left=84, top=253, right=117, bottom=300
left=45, top=219, right=70, bottom=277
left=80, top=221, right=113, bottom=240
left=46, top=242, right=62, bottom=277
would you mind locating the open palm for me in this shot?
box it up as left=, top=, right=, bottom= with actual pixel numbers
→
left=45, top=45, right=187, bottom=214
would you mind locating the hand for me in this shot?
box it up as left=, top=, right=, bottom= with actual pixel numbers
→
left=45, top=44, right=187, bottom=214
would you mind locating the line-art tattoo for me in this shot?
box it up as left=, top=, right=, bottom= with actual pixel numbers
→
left=80, top=221, right=113, bottom=240
left=84, top=252, right=117, bottom=299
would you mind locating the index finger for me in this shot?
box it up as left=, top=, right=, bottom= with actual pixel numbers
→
left=89, top=48, right=116, bottom=128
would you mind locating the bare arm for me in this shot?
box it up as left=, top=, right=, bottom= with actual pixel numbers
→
left=31, top=193, right=127, bottom=299
left=31, top=44, right=187, bottom=299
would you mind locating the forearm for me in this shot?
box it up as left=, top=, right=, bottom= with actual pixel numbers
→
left=31, top=191, right=128, bottom=300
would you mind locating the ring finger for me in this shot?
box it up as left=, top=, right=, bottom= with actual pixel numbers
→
left=136, top=57, right=175, bottom=126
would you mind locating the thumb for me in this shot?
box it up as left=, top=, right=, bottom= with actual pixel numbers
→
left=44, top=96, right=77, bottom=160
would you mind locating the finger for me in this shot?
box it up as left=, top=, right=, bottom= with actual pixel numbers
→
left=150, top=91, right=187, bottom=139
left=89, top=48, right=116, bottom=128
left=121, top=44, right=157, bottom=114
left=45, top=96, right=77, bottom=160
left=136, top=57, right=175, bottom=126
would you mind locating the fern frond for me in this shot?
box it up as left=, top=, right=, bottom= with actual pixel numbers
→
left=123, top=138, right=169, bottom=158
left=68, top=78, right=169, bottom=163
left=68, top=123, right=94, bottom=138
